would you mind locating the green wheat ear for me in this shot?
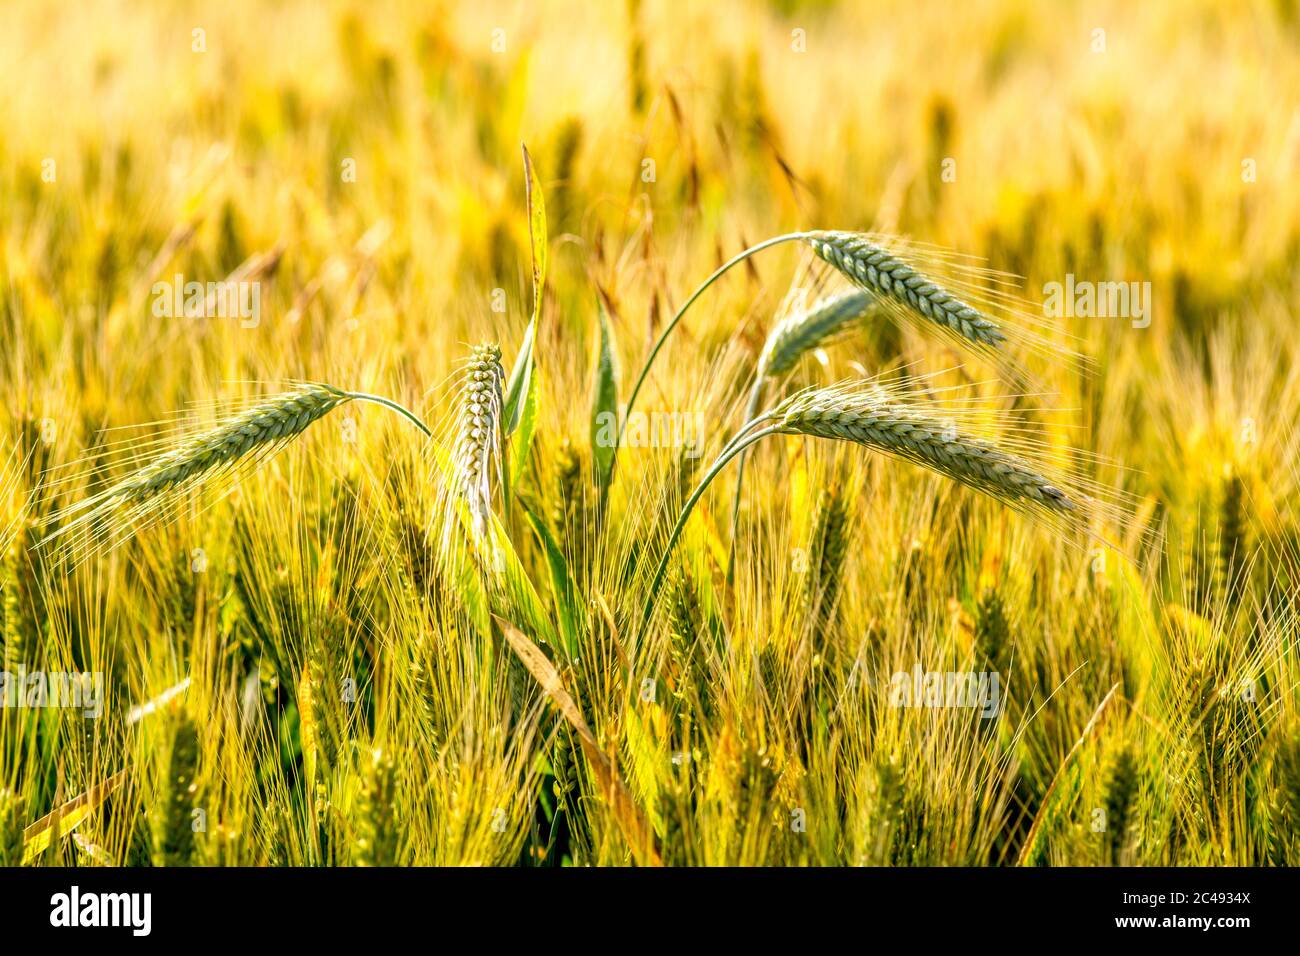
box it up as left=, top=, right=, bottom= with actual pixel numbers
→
left=776, top=388, right=1079, bottom=516
left=757, top=290, right=876, bottom=381
left=39, top=382, right=430, bottom=558
left=801, top=484, right=850, bottom=636
left=354, top=747, right=399, bottom=867
left=805, top=231, right=1006, bottom=347
left=975, top=587, right=1012, bottom=674
left=150, top=714, right=200, bottom=867
left=644, top=379, right=1112, bottom=630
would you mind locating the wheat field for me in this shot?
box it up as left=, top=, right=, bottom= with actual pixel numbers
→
left=1, top=0, right=1298, bottom=868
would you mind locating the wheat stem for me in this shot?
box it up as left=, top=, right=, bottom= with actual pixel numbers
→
left=619, top=232, right=807, bottom=448
left=725, top=380, right=767, bottom=583
left=641, top=424, right=783, bottom=630
left=726, top=289, right=875, bottom=580
left=345, top=392, right=433, bottom=438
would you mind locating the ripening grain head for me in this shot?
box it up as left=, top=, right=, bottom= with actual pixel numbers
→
left=757, top=289, right=876, bottom=381
left=805, top=232, right=1007, bottom=347
left=802, top=231, right=1084, bottom=378
left=772, top=383, right=1087, bottom=522
left=41, top=383, right=351, bottom=557
left=454, top=343, right=506, bottom=540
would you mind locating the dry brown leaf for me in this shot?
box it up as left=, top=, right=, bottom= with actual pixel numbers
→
left=494, top=614, right=661, bottom=866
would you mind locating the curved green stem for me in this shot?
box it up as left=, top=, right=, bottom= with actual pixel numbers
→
left=618, top=232, right=807, bottom=449
left=640, top=423, right=784, bottom=631
left=345, top=392, right=433, bottom=438
left=714, top=407, right=777, bottom=464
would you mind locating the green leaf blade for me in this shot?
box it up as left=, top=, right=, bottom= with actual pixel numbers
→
left=591, top=294, right=619, bottom=494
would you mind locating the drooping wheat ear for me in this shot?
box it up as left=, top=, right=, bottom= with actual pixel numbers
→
left=728, top=290, right=875, bottom=580
left=805, top=231, right=1006, bottom=348
left=758, top=290, right=876, bottom=381
left=127, top=385, right=347, bottom=503
left=40, top=383, right=429, bottom=556
left=775, top=388, right=1079, bottom=516
left=454, top=344, right=506, bottom=540
left=645, top=381, right=1098, bottom=629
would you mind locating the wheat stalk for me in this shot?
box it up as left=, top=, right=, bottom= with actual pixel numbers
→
left=112, top=385, right=349, bottom=503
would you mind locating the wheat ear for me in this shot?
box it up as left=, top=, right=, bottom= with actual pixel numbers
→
left=804, top=231, right=1005, bottom=347
left=774, top=387, right=1076, bottom=515
left=757, top=289, right=876, bottom=380
left=623, top=228, right=1051, bottom=474
left=729, top=289, right=875, bottom=577
left=453, top=344, right=506, bottom=540
left=645, top=383, right=1089, bottom=628
left=41, top=383, right=429, bottom=554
